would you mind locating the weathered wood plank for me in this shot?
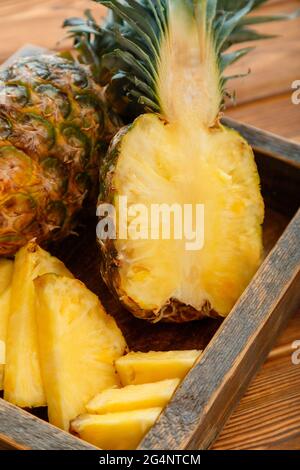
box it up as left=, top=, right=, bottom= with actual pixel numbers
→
left=212, top=309, right=300, bottom=450
left=0, top=399, right=97, bottom=450
left=222, top=117, right=300, bottom=166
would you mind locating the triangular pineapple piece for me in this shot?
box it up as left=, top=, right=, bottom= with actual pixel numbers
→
left=86, top=378, right=179, bottom=414
left=34, top=274, right=127, bottom=430
left=4, top=242, right=73, bottom=407
left=71, top=408, right=161, bottom=450
left=116, top=350, right=201, bottom=385
left=0, top=259, right=14, bottom=390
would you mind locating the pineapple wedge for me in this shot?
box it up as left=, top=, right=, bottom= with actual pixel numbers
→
left=86, top=378, right=179, bottom=414
left=34, top=274, right=127, bottom=430
left=116, top=350, right=201, bottom=386
left=4, top=242, right=73, bottom=407
left=0, top=259, right=14, bottom=390
left=71, top=408, right=161, bottom=450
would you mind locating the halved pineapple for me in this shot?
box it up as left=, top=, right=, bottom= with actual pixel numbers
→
left=97, top=0, right=265, bottom=323
left=103, top=117, right=263, bottom=322
left=34, top=274, right=127, bottom=430
left=4, top=242, right=73, bottom=407
left=71, top=408, right=161, bottom=450
left=0, top=259, right=14, bottom=389
left=115, top=350, right=201, bottom=386
left=86, top=378, right=179, bottom=414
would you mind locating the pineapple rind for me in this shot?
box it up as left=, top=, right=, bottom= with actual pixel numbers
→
left=0, top=54, right=121, bottom=256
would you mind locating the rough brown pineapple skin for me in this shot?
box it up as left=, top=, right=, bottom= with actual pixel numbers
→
left=0, top=55, right=121, bottom=256
left=98, top=127, right=217, bottom=323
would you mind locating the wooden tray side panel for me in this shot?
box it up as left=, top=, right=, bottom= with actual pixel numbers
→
left=0, top=399, right=97, bottom=450
left=222, top=117, right=300, bottom=166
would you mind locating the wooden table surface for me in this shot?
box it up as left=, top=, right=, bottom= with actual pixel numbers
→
left=1, top=0, right=300, bottom=450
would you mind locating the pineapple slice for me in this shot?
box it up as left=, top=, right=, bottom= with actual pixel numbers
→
left=0, top=259, right=14, bottom=389
left=86, top=378, right=179, bottom=414
left=116, top=350, right=201, bottom=386
left=4, top=242, right=73, bottom=407
left=71, top=408, right=161, bottom=450
left=34, top=274, right=127, bottom=430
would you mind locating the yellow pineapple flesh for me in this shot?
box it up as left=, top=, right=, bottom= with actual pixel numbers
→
left=86, top=378, right=179, bottom=414
left=4, top=242, right=73, bottom=407
left=109, top=116, right=264, bottom=320
left=34, top=274, right=127, bottom=430
left=115, top=350, right=201, bottom=385
left=0, top=259, right=14, bottom=389
left=71, top=408, right=161, bottom=450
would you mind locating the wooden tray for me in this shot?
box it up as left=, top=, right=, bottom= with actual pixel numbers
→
left=0, top=49, right=300, bottom=451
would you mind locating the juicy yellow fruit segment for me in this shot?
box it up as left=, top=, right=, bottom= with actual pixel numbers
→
left=86, top=378, right=179, bottom=414
left=114, top=114, right=264, bottom=316
left=71, top=408, right=161, bottom=450
left=115, top=350, right=201, bottom=385
left=0, top=259, right=14, bottom=390
left=4, top=242, right=73, bottom=407
left=34, top=274, right=127, bottom=430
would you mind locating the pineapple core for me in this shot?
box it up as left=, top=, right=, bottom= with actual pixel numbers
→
left=114, top=114, right=264, bottom=316
left=157, top=0, right=221, bottom=127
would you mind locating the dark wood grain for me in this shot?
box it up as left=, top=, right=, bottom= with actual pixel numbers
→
left=212, top=310, right=300, bottom=450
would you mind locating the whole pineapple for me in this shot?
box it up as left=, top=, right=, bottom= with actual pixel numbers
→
left=85, top=0, right=297, bottom=323
left=0, top=54, right=120, bottom=256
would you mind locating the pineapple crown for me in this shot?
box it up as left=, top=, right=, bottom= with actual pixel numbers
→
left=65, top=1, right=299, bottom=122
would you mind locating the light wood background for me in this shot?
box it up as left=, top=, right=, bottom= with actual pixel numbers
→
left=0, top=0, right=300, bottom=450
